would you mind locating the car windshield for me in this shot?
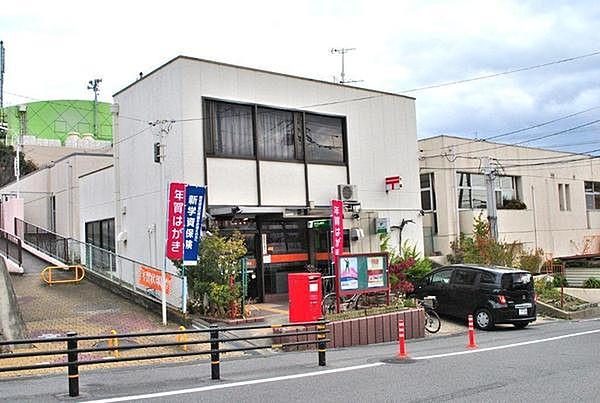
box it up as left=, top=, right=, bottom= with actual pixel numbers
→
left=501, top=272, right=533, bottom=291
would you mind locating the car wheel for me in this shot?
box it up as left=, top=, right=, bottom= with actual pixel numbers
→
left=474, top=308, right=494, bottom=330
left=513, top=322, right=529, bottom=329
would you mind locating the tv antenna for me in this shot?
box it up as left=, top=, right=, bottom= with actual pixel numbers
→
left=330, top=48, right=362, bottom=85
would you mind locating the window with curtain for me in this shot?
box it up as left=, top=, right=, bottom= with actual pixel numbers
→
left=203, top=99, right=346, bottom=164
left=305, top=113, right=345, bottom=163
left=204, top=101, right=254, bottom=157
left=257, top=108, right=302, bottom=160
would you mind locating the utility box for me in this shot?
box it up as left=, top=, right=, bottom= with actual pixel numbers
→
left=288, top=273, right=322, bottom=323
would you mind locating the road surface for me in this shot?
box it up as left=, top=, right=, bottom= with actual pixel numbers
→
left=1, top=318, right=599, bottom=402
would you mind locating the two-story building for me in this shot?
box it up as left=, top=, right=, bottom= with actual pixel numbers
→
left=107, top=56, right=423, bottom=302
left=419, top=135, right=600, bottom=260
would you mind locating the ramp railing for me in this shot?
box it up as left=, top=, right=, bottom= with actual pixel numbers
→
left=0, top=227, right=22, bottom=267
left=14, top=218, right=186, bottom=312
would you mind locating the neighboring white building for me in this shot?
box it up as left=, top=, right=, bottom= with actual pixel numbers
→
left=419, top=135, right=600, bottom=260
left=0, top=152, right=113, bottom=239
left=111, top=56, right=422, bottom=302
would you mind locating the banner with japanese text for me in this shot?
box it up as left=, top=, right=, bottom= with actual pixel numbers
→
left=183, top=185, right=206, bottom=266
left=331, top=199, right=344, bottom=258
left=166, top=182, right=186, bottom=260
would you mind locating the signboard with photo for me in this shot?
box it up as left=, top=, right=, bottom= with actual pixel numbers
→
left=335, top=252, right=389, bottom=297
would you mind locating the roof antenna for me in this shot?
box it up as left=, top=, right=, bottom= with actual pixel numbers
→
left=330, top=48, right=363, bottom=85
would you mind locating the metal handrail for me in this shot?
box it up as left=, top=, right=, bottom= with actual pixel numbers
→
left=0, top=226, right=22, bottom=266
left=0, top=320, right=330, bottom=398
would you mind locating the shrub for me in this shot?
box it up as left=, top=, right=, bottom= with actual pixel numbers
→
left=499, top=198, right=527, bottom=210
left=552, top=275, right=568, bottom=288
left=447, top=213, right=524, bottom=267
left=518, top=249, right=544, bottom=274
left=181, top=229, right=247, bottom=317
left=583, top=277, right=600, bottom=288
left=534, top=277, right=561, bottom=301
left=388, top=242, right=431, bottom=294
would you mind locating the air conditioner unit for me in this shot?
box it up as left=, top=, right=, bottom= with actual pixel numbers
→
left=338, top=184, right=358, bottom=202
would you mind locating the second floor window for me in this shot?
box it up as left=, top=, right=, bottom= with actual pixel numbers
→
left=585, top=181, right=600, bottom=210
left=457, top=172, right=518, bottom=209
left=204, top=99, right=346, bottom=164
left=558, top=183, right=571, bottom=211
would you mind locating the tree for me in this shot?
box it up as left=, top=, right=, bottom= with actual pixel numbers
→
left=0, top=144, right=37, bottom=187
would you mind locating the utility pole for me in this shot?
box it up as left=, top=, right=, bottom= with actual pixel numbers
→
left=450, top=147, right=461, bottom=242
left=0, top=41, right=6, bottom=141
left=482, top=156, right=499, bottom=241
left=0, top=41, right=4, bottom=110
left=15, top=104, right=26, bottom=199
left=151, top=119, right=175, bottom=326
left=330, top=48, right=362, bottom=85
left=87, top=78, right=102, bottom=136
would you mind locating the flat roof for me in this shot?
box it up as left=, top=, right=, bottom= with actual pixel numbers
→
left=113, top=55, right=415, bottom=101
left=419, top=134, right=581, bottom=157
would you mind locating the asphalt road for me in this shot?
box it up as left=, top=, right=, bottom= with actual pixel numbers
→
left=2, top=318, right=600, bottom=402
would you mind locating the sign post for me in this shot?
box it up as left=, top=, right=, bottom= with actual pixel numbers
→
left=331, top=200, right=344, bottom=312
left=183, top=185, right=206, bottom=266
left=164, top=182, right=186, bottom=325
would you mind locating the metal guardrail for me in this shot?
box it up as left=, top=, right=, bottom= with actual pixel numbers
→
left=0, top=227, right=22, bottom=267
left=0, top=320, right=330, bottom=398
left=14, top=218, right=187, bottom=311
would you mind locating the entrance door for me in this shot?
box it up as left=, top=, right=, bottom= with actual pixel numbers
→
left=259, top=220, right=310, bottom=302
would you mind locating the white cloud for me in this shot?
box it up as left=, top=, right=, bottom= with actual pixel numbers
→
left=1, top=0, right=599, bottom=152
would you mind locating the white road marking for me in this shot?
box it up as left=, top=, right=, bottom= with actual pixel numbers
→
left=413, top=327, right=600, bottom=360
left=83, top=363, right=385, bottom=403
left=84, top=327, right=600, bottom=402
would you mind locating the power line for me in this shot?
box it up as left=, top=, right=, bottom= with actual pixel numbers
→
left=451, top=118, right=600, bottom=157
left=419, top=106, right=600, bottom=157
left=494, top=147, right=600, bottom=162
left=401, top=49, right=600, bottom=93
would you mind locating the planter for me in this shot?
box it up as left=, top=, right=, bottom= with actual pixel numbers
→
left=194, top=315, right=265, bottom=325
left=273, top=308, right=424, bottom=351
left=536, top=300, right=600, bottom=320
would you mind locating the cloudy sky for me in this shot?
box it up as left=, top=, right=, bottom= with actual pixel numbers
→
left=2, top=0, right=599, bottom=154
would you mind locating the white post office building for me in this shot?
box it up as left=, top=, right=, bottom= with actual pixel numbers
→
left=108, top=56, right=422, bottom=302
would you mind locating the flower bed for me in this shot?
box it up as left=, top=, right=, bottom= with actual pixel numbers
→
left=273, top=308, right=424, bottom=351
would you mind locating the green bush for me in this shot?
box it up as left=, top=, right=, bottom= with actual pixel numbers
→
left=534, top=277, right=561, bottom=301
left=552, top=275, right=568, bottom=288
left=180, top=229, right=247, bottom=317
left=518, top=249, right=544, bottom=274
left=583, top=277, right=600, bottom=288
left=447, top=213, right=527, bottom=267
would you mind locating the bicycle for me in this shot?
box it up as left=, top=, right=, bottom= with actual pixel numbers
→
left=416, top=296, right=441, bottom=334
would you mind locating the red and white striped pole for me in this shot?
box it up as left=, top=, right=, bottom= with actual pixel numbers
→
left=467, top=314, right=478, bottom=349
left=397, top=320, right=408, bottom=358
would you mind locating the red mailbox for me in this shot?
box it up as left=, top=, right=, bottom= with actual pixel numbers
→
left=288, top=273, right=322, bottom=323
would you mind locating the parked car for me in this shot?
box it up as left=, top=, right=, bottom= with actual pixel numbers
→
left=413, top=264, right=536, bottom=330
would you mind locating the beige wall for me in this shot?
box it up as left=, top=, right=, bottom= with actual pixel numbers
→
left=419, top=136, right=600, bottom=258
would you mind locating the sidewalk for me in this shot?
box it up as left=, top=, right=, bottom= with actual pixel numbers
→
left=2, top=251, right=217, bottom=377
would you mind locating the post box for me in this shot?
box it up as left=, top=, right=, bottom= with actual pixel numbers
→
left=288, top=273, right=322, bottom=323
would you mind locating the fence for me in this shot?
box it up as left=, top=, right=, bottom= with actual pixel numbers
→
left=14, top=218, right=186, bottom=311
left=0, top=227, right=22, bottom=267
left=0, top=320, right=329, bottom=397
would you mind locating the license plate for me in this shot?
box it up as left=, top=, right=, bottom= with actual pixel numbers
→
left=518, top=308, right=528, bottom=316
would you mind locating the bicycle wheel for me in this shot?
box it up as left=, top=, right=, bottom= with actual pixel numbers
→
left=322, top=293, right=337, bottom=315
left=424, top=308, right=441, bottom=333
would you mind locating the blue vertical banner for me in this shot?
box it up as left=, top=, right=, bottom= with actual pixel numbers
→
left=183, top=185, right=206, bottom=266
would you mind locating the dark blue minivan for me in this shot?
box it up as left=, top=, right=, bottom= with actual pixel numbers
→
left=413, top=264, right=536, bottom=330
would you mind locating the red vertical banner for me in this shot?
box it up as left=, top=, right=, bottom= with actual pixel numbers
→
left=166, top=182, right=186, bottom=260
left=331, top=199, right=344, bottom=258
